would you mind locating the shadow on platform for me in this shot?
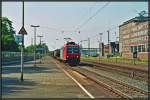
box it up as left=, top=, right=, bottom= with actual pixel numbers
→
left=2, top=77, right=37, bottom=95
left=2, top=64, right=61, bottom=74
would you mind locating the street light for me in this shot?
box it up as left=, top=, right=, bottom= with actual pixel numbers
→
left=31, top=25, right=40, bottom=67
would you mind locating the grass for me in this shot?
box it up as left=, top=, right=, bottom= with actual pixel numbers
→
left=81, top=56, right=148, bottom=65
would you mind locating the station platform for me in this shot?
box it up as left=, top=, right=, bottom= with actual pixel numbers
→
left=2, top=57, right=89, bottom=98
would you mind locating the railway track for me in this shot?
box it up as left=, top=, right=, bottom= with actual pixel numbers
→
left=70, top=66, right=148, bottom=98
left=54, top=57, right=148, bottom=99
left=81, top=60, right=148, bottom=83
left=55, top=60, right=123, bottom=98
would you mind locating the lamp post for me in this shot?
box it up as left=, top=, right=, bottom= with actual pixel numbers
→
left=31, top=25, right=40, bottom=67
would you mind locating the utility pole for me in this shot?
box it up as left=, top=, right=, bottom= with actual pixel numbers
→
left=107, top=30, right=110, bottom=55
left=88, top=38, right=90, bottom=57
left=115, top=32, right=119, bottom=63
left=20, top=1, right=24, bottom=81
left=115, top=32, right=119, bottom=54
left=80, top=40, right=83, bottom=48
left=99, top=33, right=103, bottom=63
left=55, top=38, right=59, bottom=50
left=31, top=38, right=33, bottom=45
left=80, top=39, right=88, bottom=57
left=31, top=38, right=34, bottom=54
left=37, top=35, right=43, bottom=45
left=37, top=35, right=43, bottom=63
left=31, top=25, right=40, bottom=67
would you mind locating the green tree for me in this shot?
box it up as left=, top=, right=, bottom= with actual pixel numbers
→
left=25, top=43, right=49, bottom=54
left=1, top=17, right=20, bottom=51
left=24, top=45, right=34, bottom=53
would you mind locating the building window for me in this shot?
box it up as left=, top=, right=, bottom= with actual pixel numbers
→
left=134, top=46, right=137, bottom=52
left=138, top=45, right=141, bottom=52
left=131, top=46, right=134, bottom=52
left=141, top=45, right=145, bottom=52
left=145, top=44, right=149, bottom=52
left=146, top=44, right=149, bottom=52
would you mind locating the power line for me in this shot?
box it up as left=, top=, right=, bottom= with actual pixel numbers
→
left=91, top=25, right=119, bottom=39
left=40, top=26, right=76, bottom=34
left=74, top=2, right=98, bottom=30
left=75, top=2, right=110, bottom=31
left=89, top=2, right=98, bottom=13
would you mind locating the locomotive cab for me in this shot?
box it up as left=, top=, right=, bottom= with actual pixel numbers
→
left=66, top=45, right=80, bottom=65
left=63, top=42, right=80, bottom=65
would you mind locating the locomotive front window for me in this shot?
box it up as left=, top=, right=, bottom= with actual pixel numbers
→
left=73, top=47, right=79, bottom=53
left=67, top=47, right=73, bottom=53
left=67, top=46, right=79, bottom=53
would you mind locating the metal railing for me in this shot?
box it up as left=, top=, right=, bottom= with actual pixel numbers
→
left=2, top=52, right=40, bottom=65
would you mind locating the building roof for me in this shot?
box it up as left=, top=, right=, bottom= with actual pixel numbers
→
left=119, top=16, right=149, bottom=27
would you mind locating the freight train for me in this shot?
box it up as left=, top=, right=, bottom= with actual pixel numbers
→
left=52, top=42, right=80, bottom=65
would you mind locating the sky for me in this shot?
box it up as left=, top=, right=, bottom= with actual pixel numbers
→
left=2, top=2, right=148, bottom=51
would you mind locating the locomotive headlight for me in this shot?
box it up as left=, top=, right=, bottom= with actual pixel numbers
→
left=76, top=56, right=78, bottom=58
left=67, top=56, right=69, bottom=58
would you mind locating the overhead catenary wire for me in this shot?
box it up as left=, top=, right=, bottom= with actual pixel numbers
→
left=73, top=2, right=98, bottom=30
left=75, top=2, right=110, bottom=31
left=91, top=25, right=119, bottom=39
left=81, top=24, right=119, bottom=45
left=40, top=26, right=78, bottom=34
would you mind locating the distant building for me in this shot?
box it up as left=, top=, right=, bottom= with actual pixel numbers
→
left=119, top=16, right=148, bottom=60
left=104, top=44, right=109, bottom=56
left=103, top=42, right=119, bottom=57
left=80, top=48, right=99, bottom=57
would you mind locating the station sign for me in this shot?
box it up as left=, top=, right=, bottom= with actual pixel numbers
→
left=15, top=35, right=22, bottom=44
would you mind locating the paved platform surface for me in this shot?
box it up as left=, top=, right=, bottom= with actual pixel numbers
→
left=2, top=57, right=88, bottom=98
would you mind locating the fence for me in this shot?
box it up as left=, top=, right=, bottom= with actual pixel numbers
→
left=2, top=52, right=40, bottom=65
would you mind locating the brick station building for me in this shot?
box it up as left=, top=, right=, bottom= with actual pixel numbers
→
left=119, top=16, right=148, bottom=60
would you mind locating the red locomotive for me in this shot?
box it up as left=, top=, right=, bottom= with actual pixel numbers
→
left=53, top=42, right=80, bottom=65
